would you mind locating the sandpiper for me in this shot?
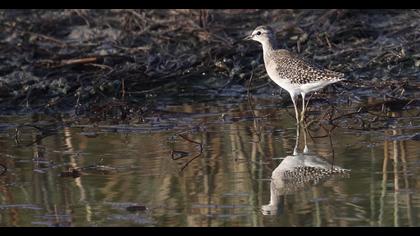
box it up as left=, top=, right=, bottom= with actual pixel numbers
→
left=244, top=25, right=345, bottom=123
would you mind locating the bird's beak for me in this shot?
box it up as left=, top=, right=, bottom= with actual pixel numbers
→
left=243, top=35, right=252, bottom=41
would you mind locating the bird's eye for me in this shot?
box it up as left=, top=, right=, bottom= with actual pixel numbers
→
left=256, top=31, right=261, bottom=35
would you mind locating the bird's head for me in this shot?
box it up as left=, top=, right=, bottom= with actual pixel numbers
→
left=244, top=25, right=276, bottom=44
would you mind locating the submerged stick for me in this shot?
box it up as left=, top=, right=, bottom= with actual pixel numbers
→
left=169, top=121, right=205, bottom=172
left=0, top=164, right=6, bottom=176
left=178, top=134, right=203, bottom=172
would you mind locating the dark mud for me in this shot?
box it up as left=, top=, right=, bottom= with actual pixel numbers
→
left=0, top=9, right=419, bottom=123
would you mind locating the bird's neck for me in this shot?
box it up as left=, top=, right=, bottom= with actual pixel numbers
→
left=261, top=37, right=279, bottom=54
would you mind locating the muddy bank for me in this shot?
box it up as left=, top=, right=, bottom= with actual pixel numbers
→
left=0, top=9, right=419, bottom=119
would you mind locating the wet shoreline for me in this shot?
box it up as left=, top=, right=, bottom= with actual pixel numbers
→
left=1, top=9, right=419, bottom=120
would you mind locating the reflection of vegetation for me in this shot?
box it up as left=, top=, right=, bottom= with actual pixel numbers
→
left=378, top=111, right=417, bottom=227
left=0, top=101, right=420, bottom=226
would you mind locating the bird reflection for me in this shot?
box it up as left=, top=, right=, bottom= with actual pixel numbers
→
left=261, top=124, right=350, bottom=216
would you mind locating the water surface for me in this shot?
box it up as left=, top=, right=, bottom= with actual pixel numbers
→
left=1, top=97, right=420, bottom=227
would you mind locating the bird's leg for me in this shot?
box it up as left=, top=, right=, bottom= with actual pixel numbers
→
left=293, top=122, right=300, bottom=155
left=291, top=95, right=299, bottom=123
left=303, top=124, right=309, bottom=154
left=300, top=93, right=306, bottom=122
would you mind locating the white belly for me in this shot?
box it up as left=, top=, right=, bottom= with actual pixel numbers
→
left=267, top=70, right=341, bottom=96
left=267, top=72, right=302, bottom=97
left=300, top=79, right=341, bottom=94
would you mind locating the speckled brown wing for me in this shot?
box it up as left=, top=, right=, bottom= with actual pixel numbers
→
left=283, top=166, right=349, bottom=185
left=272, top=50, right=345, bottom=85
left=278, top=166, right=349, bottom=194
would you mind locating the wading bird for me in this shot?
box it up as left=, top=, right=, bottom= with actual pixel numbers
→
left=244, top=26, right=345, bottom=123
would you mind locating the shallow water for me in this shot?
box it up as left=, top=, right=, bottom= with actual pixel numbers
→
left=1, top=97, right=420, bottom=227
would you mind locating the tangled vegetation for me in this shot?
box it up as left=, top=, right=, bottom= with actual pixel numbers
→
left=0, top=9, right=418, bottom=120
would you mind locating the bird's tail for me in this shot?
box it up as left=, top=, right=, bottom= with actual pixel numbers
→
left=325, top=69, right=346, bottom=81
